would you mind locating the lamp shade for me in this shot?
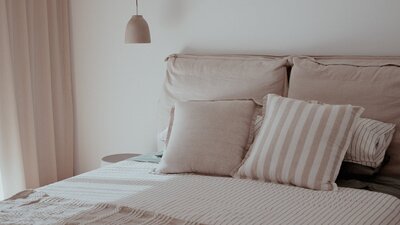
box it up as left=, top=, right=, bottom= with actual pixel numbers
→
left=125, top=15, right=151, bottom=43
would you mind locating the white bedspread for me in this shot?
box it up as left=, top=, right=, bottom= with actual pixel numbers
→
left=38, top=161, right=400, bottom=225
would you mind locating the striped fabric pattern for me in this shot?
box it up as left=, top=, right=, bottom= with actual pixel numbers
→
left=345, top=118, right=395, bottom=168
left=253, top=115, right=263, bottom=137
left=38, top=161, right=400, bottom=225
left=257, top=100, right=395, bottom=168
left=237, top=94, right=364, bottom=191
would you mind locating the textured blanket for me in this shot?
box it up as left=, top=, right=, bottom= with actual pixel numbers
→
left=0, top=190, right=202, bottom=225
left=3, top=161, right=400, bottom=225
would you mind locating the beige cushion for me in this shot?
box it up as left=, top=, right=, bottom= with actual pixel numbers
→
left=157, top=100, right=256, bottom=176
left=162, top=106, right=262, bottom=150
left=288, top=57, right=400, bottom=177
left=158, top=54, right=288, bottom=145
left=236, top=95, right=364, bottom=191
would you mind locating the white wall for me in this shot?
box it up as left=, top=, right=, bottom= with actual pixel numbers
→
left=70, top=0, right=400, bottom=174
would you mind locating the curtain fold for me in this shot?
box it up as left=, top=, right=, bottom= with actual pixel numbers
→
left=0, top=0, right=74, bottom=199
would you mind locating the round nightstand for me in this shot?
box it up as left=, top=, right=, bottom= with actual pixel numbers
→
left=101, top=153, right=140, bottom=167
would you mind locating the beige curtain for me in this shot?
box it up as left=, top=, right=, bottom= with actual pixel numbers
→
left=0, top=0, right=74, bottom=199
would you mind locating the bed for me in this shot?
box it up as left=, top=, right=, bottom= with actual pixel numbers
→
left=1, top=54, right=400, bottom=225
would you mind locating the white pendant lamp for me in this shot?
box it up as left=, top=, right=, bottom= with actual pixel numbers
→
left=125, top=0, right=151, bottom=43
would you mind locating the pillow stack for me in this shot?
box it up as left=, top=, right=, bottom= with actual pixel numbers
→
left=157, top=56, right=397, bottom=192
left=158, top=94, right=395, bottom=191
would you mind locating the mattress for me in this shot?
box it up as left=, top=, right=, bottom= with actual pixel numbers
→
left=37, top=161, right=400, bottom=225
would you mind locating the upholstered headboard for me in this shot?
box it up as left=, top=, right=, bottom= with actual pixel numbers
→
left=158, top=53, right=400, bottom=177
left=158, top=54, right=289, bottom=132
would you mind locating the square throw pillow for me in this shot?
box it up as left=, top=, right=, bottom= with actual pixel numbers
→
left=162, top=106, right=263, bottom=152
left=157, top=100, right=256, bottom=176
left=236, top=94, right=364, bottom=191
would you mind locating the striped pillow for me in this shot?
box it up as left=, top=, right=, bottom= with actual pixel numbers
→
left=236, top=94, right=364, bottom=191
left=261, top=99, right=395, bottom=168
left=345, top=118, right=395, bottom=168
left=253, top=115, right=263, bottom=137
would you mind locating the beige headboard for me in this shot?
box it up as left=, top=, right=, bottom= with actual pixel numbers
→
left=158, top=53, right=400, bottom=129
left=157, top=53, right=400, bottom=177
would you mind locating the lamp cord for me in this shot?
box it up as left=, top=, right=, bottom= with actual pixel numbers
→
left=135, top=0, right=138, bottom=15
